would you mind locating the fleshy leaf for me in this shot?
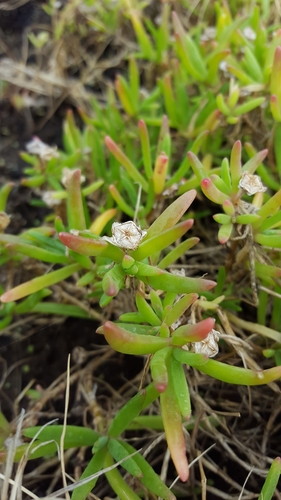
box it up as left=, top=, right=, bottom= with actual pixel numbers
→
left=132, top=219, right=193, bottom=261
left=102, top=264, right=125, bottom=297
left=172, top=318, right=215, bottom=345
left=138, top=267, right=216, bottom=294
left=193, top=358, right=281, bottom=385
left=151, top=347, right=172, bottom=393
left=90, top=209, right=117, bottom=235
left=201, top=178, right=229, bottom=204
left=213, top=214, right=232, bottom=225
left=158, top=237, right=199, bottom=269
left=160, top=358, right=189, bottom=481
left=258, top=457, right=281, bottom=500
left=187, top=151, right=208, bottom=182
left=71, top=447, right=107, bottom=500
left=97, top=321, right=171, bottom=354
left=254, top=188, right=281, bottom=224
left=255, top=232, right=281, bottom=248
left=170, top=356, right=191, bottom=420
left=59, top=232, right=124, bottom=262
left=270, top=46, right=281, bottom=103
left=6, top=241, right=70, bottom=265
left=165, top=293, right=198, bottom=327
left=230, top=140, right=242, bottom=193
left=67, top=170, right=86, bottom=231
left=108, top=439, right=143, bottom=477
left=104, top=452, right=142, bottom=500
left=153, top=153, right=169, bottom=194
left=0, top=425, right=100, bottom=463
left=121, top=441, right=176, bottom=500
left=218, top=223, right=233, bottom=244
left=105, top=136, right=148, bottom=192
left=172, top=348, right=209, bottom=366
left=1, top=263, right=81, bottom=302
left=135, top=292, right=162, bottom=326
left=145, top=190, right=196, bottom=239
left=108, top=390, right=146, bottom=437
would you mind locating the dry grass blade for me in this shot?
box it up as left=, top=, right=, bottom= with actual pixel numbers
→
left=45, top=449, right=141, bottom=498
left=237, top=468, right=254, bottom=500
left=0, top=0, right=31, bottom=9
left=227, top=312, right=281, bottom=344
left=1, top=409, right=25, bottom=500
left=169, top=444, right=216, bottom=491
left=200, top=456, right=253, bottom=496
left=8, top=419, right=61, bottom=500
left=197, top=451, right=207, bottom=500
left=60, top=354, right=71, bottom=500
left=0, top=59, right=70, bottom=97
left=259, top=285, right=281, bottom=299
left=0, top=473, right=41, bottom=500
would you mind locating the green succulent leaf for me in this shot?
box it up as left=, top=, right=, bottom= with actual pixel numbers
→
left=132, top=219, right=193, bottom=261
left=145, top=190, right=196, bottom=239
left=121, top=441, right=176, bottom=499
left=97, top=321, right=171, bottom=354
left=192, top=358, right=281, bottom=385
left=139, top=267, right=216, bottom=294
left=1, top=263, right=81, bottom=303
left=108, top=390, right=147, bottom=437
left=71, top=447, right=107, bottom=500
left=107, top=439, right=143, bottom=477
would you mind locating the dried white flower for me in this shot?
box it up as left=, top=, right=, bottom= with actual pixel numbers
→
left=72, top=346, right=89, bottom=365
left=190, top=329, right=220, bottom=358
left=42, top=191, right=62, bottom=207
left=61, top=167, right=85, bottom=188
left=219, top=60, right=231, bottom=78
left=162, top=180, right=185, bottom=198
left=243, top=27, right=256, bottom=41
left=26, top=137, right=60, bottom=161
left=239, top=87, right=251, bottom=97
left=200, top=26, right=216, bottom=42
left=0, top=211, right=11, bottom=231
left=102, top=221, right=147, bottom=251
left=70, top=229, right=80, bottom=236
left=237, top=200, right=258, bottom=215
left=238, top=172, right=267, bottom=196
